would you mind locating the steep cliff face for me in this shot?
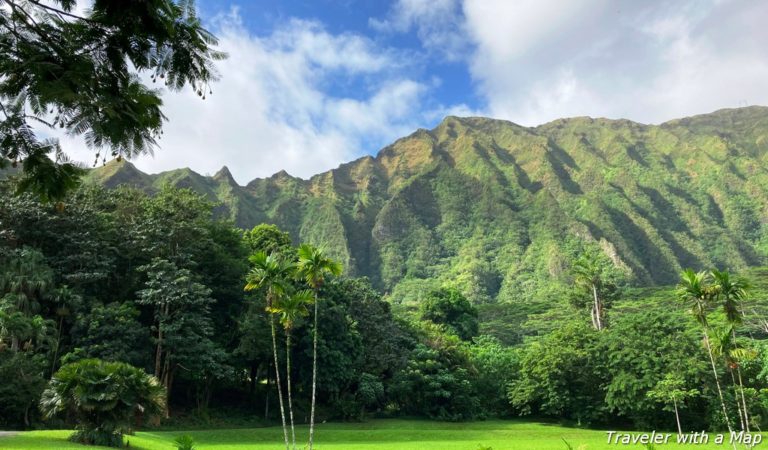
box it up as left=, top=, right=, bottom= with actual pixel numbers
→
left=87, top=106, right=768, bottom=304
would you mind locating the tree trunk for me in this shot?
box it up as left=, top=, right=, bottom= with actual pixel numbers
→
left=673, top=398, right=682, bottom=435
left=592, top=284, right=603, bottom=331
left=154, top=321, right=164, bottom=378
left=704, top=333, right=734, bottom=434
left=286, top=332, right=297, bottom=450
left=265, top=361, right=270, bottom=421
left=731, top=328, right=750, bottom=432
left=736, top=365, right=750, bottom=432
left=50, top=314, right=64, bottom=374
left=308, top=290, right=320, bottom=450
left=729, top=368, right=745, bottom=431
left=162, top=355, right=173, bottom=419
left=271, top=315, right=290, bottom=450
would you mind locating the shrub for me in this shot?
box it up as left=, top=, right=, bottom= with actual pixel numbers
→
left=174, top=434, right=196, bottom=450
left=40, top=358, right=166, bottom=447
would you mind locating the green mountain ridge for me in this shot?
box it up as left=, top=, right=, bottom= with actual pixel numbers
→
left=85, top=106, right=768, bottom=305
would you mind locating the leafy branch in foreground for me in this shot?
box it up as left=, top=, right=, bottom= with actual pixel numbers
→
left=0, top=0, right=226, bottom=200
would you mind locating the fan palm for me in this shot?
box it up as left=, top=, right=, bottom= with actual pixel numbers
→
left=40, top=359, right=165, bottom=447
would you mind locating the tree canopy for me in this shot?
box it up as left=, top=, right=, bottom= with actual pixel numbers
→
left=0, top=0, right=225, bottom=200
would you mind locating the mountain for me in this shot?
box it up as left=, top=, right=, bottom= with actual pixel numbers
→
left=86, top=106, right=768, bottom=305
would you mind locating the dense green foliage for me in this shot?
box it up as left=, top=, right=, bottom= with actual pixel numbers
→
left=2, top=420, right=764, bottom=450
left=420, top=288, right=479, bottom=340
left=40, top=359, right=165, bottom=447
left=87, top=107, right=768, bottom=310
left=0, top=0, right=224, bottom=201
left=6, top=107, right=768, bottom=438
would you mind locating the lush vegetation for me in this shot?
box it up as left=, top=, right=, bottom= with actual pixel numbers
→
left=4, top=178, right=768, bottom=440
left=0, top=420, right=763, bottom=449
left=0, top=0, right=224, bottom=201
left=0, top=183, right=511, bottom=437
left=5, top=0, right=768, bottom=446
left=86, top=107, right=768, bottom=311
left=40, top=359, right=165, bottom=446
left=5, top=107, right=768, bottom=447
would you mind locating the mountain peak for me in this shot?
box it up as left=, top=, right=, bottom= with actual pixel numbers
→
left=213, top=166, right=238, bottom=185
left=85, top=158, right=150, bottom=189
left=271, top=169, right=294, bottom=180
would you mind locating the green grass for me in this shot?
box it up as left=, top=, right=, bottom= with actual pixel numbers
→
left=1, top=420, right=762, bottom=449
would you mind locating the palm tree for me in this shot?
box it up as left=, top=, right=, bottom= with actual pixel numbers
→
left=573, top=254, right=606, bottom=331
left=297, top=244, right=342, bottom=450
left=711, top=269, right=750, bottom=431
left=48, top=285, right=81, bottom=373
left=269, top=289, right=314, bottom=450
left=710, top=325, right=745, bottom=431
left=0, top=248, right=53, bottom=315
left=245, top=251, right=295, bottom=450
left=40, top=359, right=166, bottom=447
left=677, top=269, right=733, bottom=434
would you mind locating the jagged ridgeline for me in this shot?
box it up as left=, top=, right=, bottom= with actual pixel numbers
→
left=86, top=106, right=768, bottom=304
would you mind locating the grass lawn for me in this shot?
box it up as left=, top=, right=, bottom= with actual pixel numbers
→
left=0, top=420, right=761, bottom=449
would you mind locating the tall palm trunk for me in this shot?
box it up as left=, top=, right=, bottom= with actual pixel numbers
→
left=731, top=328, right=750, bottom=432
left=308, top=289, right=319, bottom=450
left=736, top=366, right=750, bottom=432
left=729, top=368, right=745, bottom=431
left=286, top=331, right=297, bottom=450
left=703, top=332, right=733, bottom=433
left=264, top=361, right=270, bottom=420
left=270, top=315, right=290, bottom=450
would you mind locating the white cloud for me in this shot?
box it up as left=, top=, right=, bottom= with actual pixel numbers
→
left=58, top=0, right=768, bottom=182
left=370, top=0, right=469, bottom=61
left=62, top=8, right=434, bottom=184
left=470, top=0, right=768, bottom=125
left=377, top=0, right=768, bottom=126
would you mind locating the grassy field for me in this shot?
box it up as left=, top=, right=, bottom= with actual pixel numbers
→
left=0, top=420, right=762, bottom=449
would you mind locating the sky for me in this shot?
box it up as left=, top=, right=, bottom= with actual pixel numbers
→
left=62, top=0, right=768, bottom=184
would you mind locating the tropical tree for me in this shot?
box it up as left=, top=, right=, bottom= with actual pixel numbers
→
left=571, top=251, right=623, bottom=331
left=245, top=251, right=295, bottom=450
left=48, top=285, right=81, bottom=373
left=244, top=224, right=293, bottom=256
left=677, top=269, right=733, bottom=433
left=647, top=373, right=699, bottom=434
left=269, top=289, right=314, bottom=450
left=711, top=269, right=751, bottom=431
left=40, top=359, right=165, bottom=447
left=420, top=287, right=479, bottom=341
left=0, top=351, right=47, bottom=427
left=136, top=258, right=217, bottom=415
left=0, top=0, right=225, bottom=201
left=64, top=302, right=150, bottom=368
left=296, top=244, right=342, bottom=450
left=0, top=247, right=54, bottom=316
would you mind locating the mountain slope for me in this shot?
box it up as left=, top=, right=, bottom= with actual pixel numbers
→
left=86, top=106, right=768, bottom=305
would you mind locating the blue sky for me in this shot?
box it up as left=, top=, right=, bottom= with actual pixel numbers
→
left=65, top=0, right=768, bottom=183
